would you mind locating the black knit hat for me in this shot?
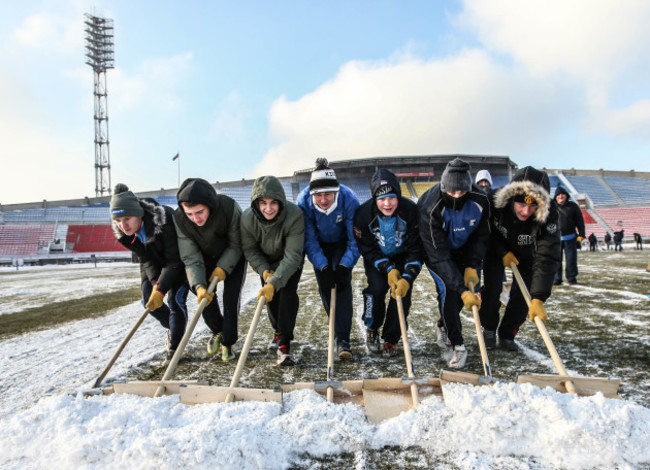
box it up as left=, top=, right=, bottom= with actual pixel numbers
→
left=110, top=184, right=144, bottom=220
left=554, top=185, right=569, bottom=198
left=309, top=158, right=340, bottom=195
left=440, top=158, right=472, bottom=193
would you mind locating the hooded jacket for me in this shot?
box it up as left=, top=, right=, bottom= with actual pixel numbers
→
left=173, top=178, right=243, bottom=290
left=240, top=176, right=305, bottom=289
left=554, top=185, right=586, bottom=240
left=417, top=181, right=491, bottom=294
left=490, top=166, right=560, bottom=301
left=296, top=183, right=360, bottom=271
left=113, top=198, right=185, bottom=293
left=353, top=169, right=423, bottom=281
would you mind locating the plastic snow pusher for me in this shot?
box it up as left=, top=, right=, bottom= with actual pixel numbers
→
left=510, top=263, right=620, bottom=398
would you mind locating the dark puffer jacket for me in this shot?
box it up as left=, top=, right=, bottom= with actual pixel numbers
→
left=113, top=198, right=185, bottom=293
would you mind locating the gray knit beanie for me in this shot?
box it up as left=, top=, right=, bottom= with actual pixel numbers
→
left=110, top=183, right=144, bottom=220
left=440, top=158, right=472, bottom=193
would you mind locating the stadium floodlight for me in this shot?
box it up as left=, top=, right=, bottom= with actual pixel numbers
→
left=84, top=13, right=115, bottom=198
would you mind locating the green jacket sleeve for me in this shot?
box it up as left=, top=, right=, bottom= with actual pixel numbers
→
left=268, top=206, right=305, bottom=290
left=173, top=216, right=207, bottom=289
left=216, top=202, right=243, bottom=274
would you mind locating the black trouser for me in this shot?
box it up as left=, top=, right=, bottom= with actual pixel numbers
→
left=479, top=250, right=532, bottom=341
left=264, top=266, right=303, bottom=349
left=202, top=257, right=247, bottom=347
left=426, top=263, right=465, bottom=347
left=314, top=241, right=354, bottom=343
left=141, top=279, right=189, bottom=350
left=361, top=257, right=416, bottom=345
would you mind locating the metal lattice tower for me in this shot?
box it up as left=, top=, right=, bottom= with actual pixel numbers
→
left=84, top=13, right=115, bottom=197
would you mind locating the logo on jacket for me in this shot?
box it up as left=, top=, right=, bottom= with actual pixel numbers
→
left=469, top=219, right=477, bottom=227
left=546, top=223, right=557, bottom=234
left=336, top=214, right=343, bottom=224
left=518, top=234, right=533, bottom=245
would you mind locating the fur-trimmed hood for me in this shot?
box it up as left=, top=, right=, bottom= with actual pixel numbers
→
left=112, top=198, right=166, bottom=239
left=493, top=167, right=552, bottom=224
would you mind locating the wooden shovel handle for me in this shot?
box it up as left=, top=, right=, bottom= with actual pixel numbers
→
left=510, top=263, right=576, bottom=394
left=396, top=295, right=419, bottom=408
left=326, top=288, right=336, bottom=403
left=468, top=283, right=491, bottom=377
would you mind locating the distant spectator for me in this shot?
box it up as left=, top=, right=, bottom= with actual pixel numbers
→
left=588, top=233, right=597, bottom=252
left=614, top=230, right=624, bottom=251
left=475, top=169, right=493, bottom=194
left=634, top=233, right=643, bottom=250
left=553, top=185, right=585, bottom=285
left=604, top=232, right=612, bottom=250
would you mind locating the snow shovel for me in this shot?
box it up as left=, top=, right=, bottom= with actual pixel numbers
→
left=92, top=307, right=151, bottom=388
left=180, top=294, right=282, bottom=404
left=363, top=295, right=442, bottom=424
left=152, top=277, right=220, bottom=398
left=511, top=263, right=620, bottom=398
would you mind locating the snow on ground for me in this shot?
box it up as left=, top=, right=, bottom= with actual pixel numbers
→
left=1, top=257, right=650, bottom=469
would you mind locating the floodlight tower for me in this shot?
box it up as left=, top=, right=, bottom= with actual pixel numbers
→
left=84, top=13, right=115, bottom=197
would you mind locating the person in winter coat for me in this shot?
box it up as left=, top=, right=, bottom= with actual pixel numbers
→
left=475, top=169, right=493, bottom=194
left=588, top=233, right=598, bottom=252
left=614, top=230, right=624, bottom=251
left=604, top=232, right=612, bottom=250
left=478, top=167, right=561, bottom=351
left=417, top=158, right=490, bottom=368
left=297, top=158, right=360, bottom=360
left=241, top=175, right=305, bottom=366
left=553, top=185, right=585, bottom=285
left=173, top=178, right=247, bottom=362
left=111, top=184, right=189, bottom=362
left=353, top=168, right=423, bottom=358
left=634, top=233, right=643, bottom=250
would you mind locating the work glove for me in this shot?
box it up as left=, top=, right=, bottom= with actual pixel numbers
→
left=463, top=267, right=479, bottom=290
left=334, top=265, right=351, bottom=288
left=262, top=270, right=275, bottom=282
left=576, top=236, right=585, bottom=243
left=394, top=278, right=410, bottom=298
left=209, top=266, right=227, bottom=283
left=528, top=298, right=548, bottom=323
left=196, top=285, right=214, bottom=307
left=145, top=288, right=164, bottom=311
left=387, top=268, right=401, bottom=297
left=258, top=283, right=275, bottom=303
left=320, top=265, right=335, bottom=290
left=461, top=290, right=481, bottom=310
left=502, top=251, right=519, bottom=268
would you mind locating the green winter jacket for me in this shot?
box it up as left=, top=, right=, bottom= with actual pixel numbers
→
left=173, top=178, right=243, bottom=290
left=240, top=175, right=305, bottom=289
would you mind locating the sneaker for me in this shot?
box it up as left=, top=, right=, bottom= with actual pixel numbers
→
left=277, top=345, right=295, bottom=366
left=499, top=337, right=521, bottom=352
left=436, top=324, right=451, bottom=349
left=268, top=331, right=280, bottom=351
left=366, top=328, right=381, bottom=354
left=221, top=345, right=236, bottom=362
left=483, top=329, right=496, bottom=350
left=337, top=341, right=353, bottom=360
left=163, top=348, right=175, bottom=366
left=206, top=332, right=222, bottom=355
left=382, top=342, right=397, bottom=358
left=448, top=344, right=467, bottom=368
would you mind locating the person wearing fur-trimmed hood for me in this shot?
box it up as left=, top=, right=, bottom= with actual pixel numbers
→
left=111, top=184, right=189, bottom=362
left=478, top=166, right=561, bottom=352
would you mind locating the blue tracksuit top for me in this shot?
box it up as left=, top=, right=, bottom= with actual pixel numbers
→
left=297, top=184, right=361, bottom=270
left=443, top=201, right=485, bottom=250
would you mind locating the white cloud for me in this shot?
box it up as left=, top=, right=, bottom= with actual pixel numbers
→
left=588, top=99, right=650, bottom=138
left=209, top=91, right=246, bottom=141
left=14, top=12, right=83, bottom=54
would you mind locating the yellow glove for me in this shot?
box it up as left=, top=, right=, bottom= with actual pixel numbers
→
left=196, top=286, right=214, bottom=306
left=209, top=267, right=226, bottom=283
left=263, top=270, right=275, bottom=282
left=394, top=278, right=410, bottom=298
left=463, top=267, right=479, bottom=290
left=503, top=251, right=519, bottom=268
left=528, top=298, right=547, bottom=323
left=387, top=268, right=401, bottom=297
left=576, top=236, right=585, bottom=243
left=461, top=290, right=481, bottom=310
left=258, top=283, right=275, bottom=303
left=145, top=289, right=164, bottom=311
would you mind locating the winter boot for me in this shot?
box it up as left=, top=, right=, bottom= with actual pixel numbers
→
left=448, top=344, right=467, bottom=368
left=436, top=324, right=451, bottom=349
left=483, top=329, right=496, bottom=350
left=366, top=328, right=381, bottom=353
left=499, top=337, right=521, bottom=352
left=337, top=340, right=353, bottom=360
left=268, top=331, right=280, bottom=351
left=277, top=344, right=295, bottom=366
left=382, top=342, right=397, bottom=358
left=206, top=332, right=222, bottom=355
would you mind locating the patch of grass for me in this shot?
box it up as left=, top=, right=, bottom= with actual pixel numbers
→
left=0, top=286, right=141, bottom=340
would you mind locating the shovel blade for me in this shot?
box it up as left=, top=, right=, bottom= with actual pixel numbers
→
left=362, top=377, right=442, bottom=423
left=281, top=380, right=364, bottom=405
left=440, top=369, right=499, bottom=386
left=179, top=384, right=282, bottom=404
left=111, top=380, right=209, bottom=397
left=516, top=373, right=620, bottom=398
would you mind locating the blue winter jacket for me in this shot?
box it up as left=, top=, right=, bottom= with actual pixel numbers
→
left=297, top=184, right=361, bottom=270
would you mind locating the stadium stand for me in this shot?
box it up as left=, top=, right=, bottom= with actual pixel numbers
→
left=400, top=183, right=412, bottom=199
left=339, top=177, right=372, bottom=202
left=412, top=182, right=435, bottom=198
left=0, top=225, right=56, bottom=257
left=66, top=225, right=127, bottom=253
left=565, top=175, right=618, bottom=206
left=603, top=176, right=650, bottom=205
left=593, top=207, right=650, bottom=238
left=218, top=185, right=253, bottom=209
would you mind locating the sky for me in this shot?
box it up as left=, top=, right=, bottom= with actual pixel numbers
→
left=2, top=0, right=650, bottom=205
